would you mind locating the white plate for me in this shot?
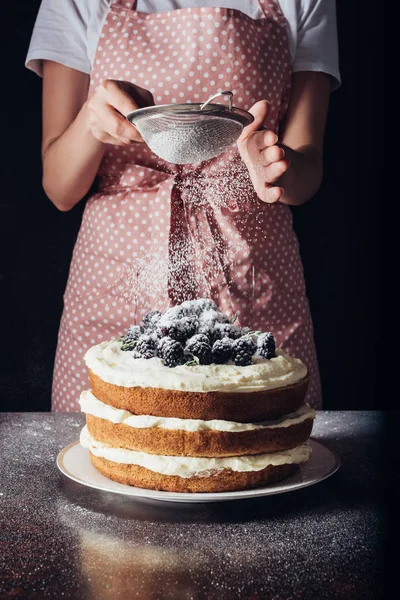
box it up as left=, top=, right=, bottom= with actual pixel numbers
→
left=56, top=438, right=340, bottom=503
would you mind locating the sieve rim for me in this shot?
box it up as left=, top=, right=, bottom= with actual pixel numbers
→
left=126, top=103, right=254, bottom=128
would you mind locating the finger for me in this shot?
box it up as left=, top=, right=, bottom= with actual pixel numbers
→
left=260, top=145, right=285, bottom=166
left=93, top=103, right=143, bottom=141
left=264, top=158, right=290, bottom=183
left=263, top=186, right=283, bottom=204
left=100, top=79, right=140, bottom=116
left=253, top=129, right=279, bottom=150
left=238, top=99, right=270, bottom=141
left=243, top=131, right=279, bottom=160
left=120, top=81, right=155, bottom=109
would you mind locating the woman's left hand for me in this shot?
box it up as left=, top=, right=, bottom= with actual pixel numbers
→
left=237, top=100, right=290, bottom=204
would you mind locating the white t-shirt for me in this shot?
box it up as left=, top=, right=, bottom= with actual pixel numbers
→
left=25, top=0, right=341, bottom=89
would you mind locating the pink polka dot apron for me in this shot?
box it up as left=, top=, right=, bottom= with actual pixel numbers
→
left=52, top=0, right=322, bottom=411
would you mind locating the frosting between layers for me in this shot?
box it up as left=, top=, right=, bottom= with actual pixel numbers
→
left=79, top=390, right=316, bottom=432
left=84, top=340, right=307, bottom=392
left=80, top=426, right=312, bottom=477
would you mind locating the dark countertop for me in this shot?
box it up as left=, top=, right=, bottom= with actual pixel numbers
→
left=0, top=411, right=386, bottom=599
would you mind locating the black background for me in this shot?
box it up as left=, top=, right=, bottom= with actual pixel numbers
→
left=0, top=1, right=382, bottom=412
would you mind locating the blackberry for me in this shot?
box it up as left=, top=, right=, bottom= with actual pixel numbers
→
left=157, top=316, right=199, bottom=343
left=188, top=333, right=209, bottom=344
left=257, top=332, right=276, bottom=359
left=185, top=334, right=212, bottom=365
left=157, top=322, right=179, bottom=340
left=156, top=336, right=174, bottom=359
left=212, top=337, right=234, bottom=364
left=232, top=337, right=257, bottom=367
left=162, top=305, right=189, bottom=322
left=199, top=309, right=230, bottom=330
left=127, top=324, right=143, bottom=338
left=181, top=299, right=218, bottom=315
left=163, top=338, right=184, bottom=368
left=197, top=325, right=214, bottom=343
left=121, top=325, right=143, bottom=351
left=135, top=334, right=156, bottom=359
left=213, top=323, right=242, bottom=341
left=180, top=316, right=199, bottom=340
left=141, top=310, right=162, bottom=332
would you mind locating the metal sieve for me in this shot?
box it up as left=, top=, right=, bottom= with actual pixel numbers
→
left=126, top=91, right=254, bottom=164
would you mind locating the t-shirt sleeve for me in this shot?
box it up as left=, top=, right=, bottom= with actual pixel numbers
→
left=25, top=0, right=91, bottom=77
left=294, top=0, right=341, bottom=90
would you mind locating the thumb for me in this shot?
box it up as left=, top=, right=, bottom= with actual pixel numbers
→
left=239, top=99, right=270, bottom=142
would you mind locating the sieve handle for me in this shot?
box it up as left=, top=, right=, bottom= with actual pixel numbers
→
left=200, top=91, right=233, bottom=111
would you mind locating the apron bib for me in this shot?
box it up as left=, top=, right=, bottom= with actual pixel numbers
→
left=53, top=0, right=322, bottom=410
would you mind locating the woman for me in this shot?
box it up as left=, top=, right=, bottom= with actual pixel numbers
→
left=26, top=0, right=340, bottom=411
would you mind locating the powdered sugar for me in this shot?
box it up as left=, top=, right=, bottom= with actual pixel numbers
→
left=199, top=309, right=230, bottom=327
left=181, top=299, right=218, bottom=314
left=113, top=155, right=262, bottom=309
left=133, top=112, right=245, bottom=164
left=1, top=412, right=384, bottom=599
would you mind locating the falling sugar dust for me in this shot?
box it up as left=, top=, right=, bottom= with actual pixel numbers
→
left=146, top=118, right=244, bottom=164
left=115, top=153, right=270, bottom=313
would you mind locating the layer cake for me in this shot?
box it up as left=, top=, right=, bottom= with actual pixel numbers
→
left=79, top=299, right=315, bottom=492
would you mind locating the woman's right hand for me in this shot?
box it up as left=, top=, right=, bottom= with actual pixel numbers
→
left=86, top=80, right=154, bottom=146
left=41, top=62, right=155, bottom=209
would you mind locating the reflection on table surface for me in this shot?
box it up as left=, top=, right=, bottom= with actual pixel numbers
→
left=1, top=411, right=385, bottom=599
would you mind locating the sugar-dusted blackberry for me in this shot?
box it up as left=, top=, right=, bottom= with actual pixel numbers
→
left=135, top=334, right=156, bottom=359
left=185, top=334, right=212, bottom=365
left=199, top=308, right=230, bottom=330
left=121, top=325, right=143, bottom=351
left=187, top=333, right=209, bottom=345
left=156, top=335, right=173, bottom=359
left=163, top=338, right=185, bottom=368
left=232, top=337, right=257, bottom=367
left=197, top=324, right=214, bottom=342
left=127, top=324, right=143, bottom=338
left=257, top=332, right=276, bottom=359
left=213, top=322, right=242, bottom=341
left=157, top=316, right=199, bottom=343
left=162, top=305, right=190, bottom=323
left=181, top=298, right=218, bottom=315
left=212, top=337, right=234, bottom=364
left=175, top=316, right=199, bottom=342
left=156, top=336, right=166, bottom=359
left=141, top=310, right=162, bottom=332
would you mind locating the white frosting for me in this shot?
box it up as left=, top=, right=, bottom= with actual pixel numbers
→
left=80, top=426, right=312, bottom=477
left=84, top=340, right=307, bottom=392
left=79, top=390, right=316, bottom=432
